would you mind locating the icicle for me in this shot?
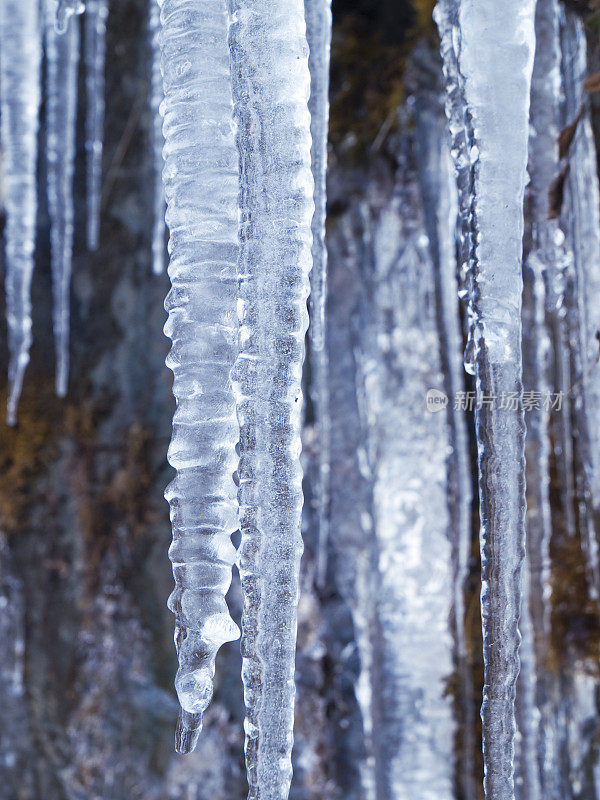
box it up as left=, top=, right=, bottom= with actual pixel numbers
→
left=415, top=88, right=476, bottom=800
left=305, top=0, right=330, bottom=354
left=227, top=1, right=314, bottom=796
left=148, top=0, right=165, bottom=275
left=0, top=0, right=42, bottom=426
left=518, top=1, right=562, bottom=794
left=352, top=158, right=456, bottom=800
left=304, top=0, right=332, bottom=588
left=559, top=8, right=600, bottom=592
left=56, top=0, right=84, bottom=34
left=84, top=0, right=107, bottom=251
left=529, top=0, right=575, bottom=548
left=44, top=0, right=81, bottom=398
left=514, top=550, right=542, bottom=800
left=159, top=0, right=241, bottom=754
left=437, top=2, right=536, bottom=798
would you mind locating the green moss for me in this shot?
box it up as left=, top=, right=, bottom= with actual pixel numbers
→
left=329, top=1, right=438, bottom=157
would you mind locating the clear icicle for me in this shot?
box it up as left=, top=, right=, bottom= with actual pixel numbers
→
left=433, top=0, right=476, bottom=371
left=56, top=0, right=84, bottom=34
left=148, top=0, right=165, bottom=275
left=514, top=550, right=542, bottom=800
left=305, top=0, right=331, bottom=354
left=415, top=87, right=476, bottom=800
left=353, top=159, right=456, bottom=800
left=159, top=0, right=241, bottom=754
left=0, top=0, right=42, bottom=426
left=44, top=0, right=81, bottom=398
left=304, top=0, right=332, bottom=588
left=227, top=1, right=314, bottom=796
left=437, top=1, right=537, bottom=798
left=84, top=0, right=107, bottom=251
left=518, top=1, right=562, bottom=793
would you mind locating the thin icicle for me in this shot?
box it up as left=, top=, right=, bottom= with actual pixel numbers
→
left=559, top=9, right=600, bottom=592
left=415, top=87, right=476, bottom=800
left=514, top=551, right=541, bottom=800
left=304, top=0, right=332, bottom=587
left=0, top=0, right=42, bottom=426
left=56, top=0, right=84, bottom=34
left=305, top=0, right=331, bottom=354
left=84, top=0, right=107, bottom=251
left=44, top=0, right=80, bottom=398
left=437, top=1, right=536, bottom=798
left=433, top=0, right=476, bottom=371
left=148, top=0, right=165, bottom=275
left=227, top=1, right=314, bottom=796
left=519, top=1, right=562, bottom=793
left=159, top=0, right=241, bottom=754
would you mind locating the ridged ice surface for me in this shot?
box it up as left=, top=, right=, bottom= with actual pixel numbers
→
left=45, top=0, right=80, bottom=398
left=352, top=152, right=455, bottom=800
left=305, top=0, right=332, bottom=588
left=438, top=1, right=536, bottom=798
left=56, top=0, right=84, bottom=33
left=159, top=0, right=240, bottom=755
left=433, top=0, right=475, bottom=373
left=0, top=0, right=42, bottom=426
left=227, top=1, right=314, bottom=797
left=84, top=0, right=107, bottom=250
left=148, top=0, right=165, bottom=275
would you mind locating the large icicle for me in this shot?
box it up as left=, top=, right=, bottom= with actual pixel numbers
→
left=84, top=0, right=107, bottom=251
left=45, top=0, right=81, bottom=398
left=148, top=0, right=165, bottom=275
left=227, top=1, right=314, bottom=796
left=159, top=0, right=240, bottom=754
left=304, top=0, right=332, bottom=587
left=0, top=0, right=42, bottom=426
left=437, top=1, right=536, bottom=798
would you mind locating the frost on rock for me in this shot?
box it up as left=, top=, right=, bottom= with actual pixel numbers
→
left=84, top=0, right=108, bottom=251
left=44, top=0, right=81, bottom=398
left=159, top=0, right=241, bottom=755
left=305, top=0, right=332, bottom=588
left=0, top=0, right=42, bottom=426
left=227, top=0, right=314, bottom=796
left=148, top=0, right=165, bottom=275
left=0, top=537, right=31, bottom=798
left=437, top=1, right=536, bottom=798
